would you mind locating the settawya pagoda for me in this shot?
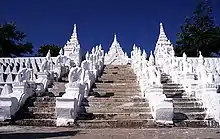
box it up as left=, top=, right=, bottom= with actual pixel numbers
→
left=0, top=22, right=220, bottom=129
left=104, top=34, right=129, bottom=65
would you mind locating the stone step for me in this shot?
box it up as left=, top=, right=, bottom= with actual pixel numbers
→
left=94, top=82, right=138, bottom=86
left=103, top=69, right=133, bottom=72
left=101, top=75, right=137, bottom=78
left=93, top=84, right=139, bottom=88
left=104, top=69, right=133, bottom=72
left=163, top=89, right=184, bottom=93
left=174, top=102, right=203, bottom=107
left=162, top=80, right=173, bottom=84
left=33, top=102, right=56, bottom=107
left=77, top=112, right=153, bottom=120
left=174, top=120, right=219, bottom=128
left=173, top=112, right=206, bottom=120
left=31, top=112, right=56, bottom=119
left=92, top=88, right=140, bottom=92
left=88, top=97, right=148, bottom=103
left=15, top=119, right=56, bottom=126
left=163, top=92, right=184, bottom=98
left=0, top=121, right=10, bottom=126
left=95, top=84, right=139, bottom=87
left=35, top=96, right=56, bottom=102
left=104, top=67, right=132, bottom=70
left=89, top=91, right=141, bottom=97
left=162, top=86, right=183, bottom=89
left=186, top=112, right=206, bottom=120
left=104, top=69, right=132, bottom=71
left=92, top=95, right=141, bottom=98
left=96, top=79, right=137, bottom=83
left=105, top=64, right=131, bottom=66
left=87, top=102, right=150, bottom=108
left=76, top=119, right=156, bottom=128
left=104, top=66, right=132, bottom=68
left=174, top=107, right=205, bottom=113
left=102, top=73, right=135, bottom=76
left=28, top=107, right=55, bottom=113
left=22, top=112, right=56, bottom=119
left=163, top=87, right=184, bottom=91
left=86, top=106, right=151, bottom=113
left=173, top=101, right=202, bottom=107
left=98, top=77, right=137, bottom=81
left=93, top=86, right=139, bottom=90
left=103, top=72, right=135, bottom=75
left=162, top=83, right=182, bottom=87
left=172, top=98, right=200, bottom=102
left=103, top=66, right=132, bottom=69
left=102, top=71, right=135, bottom=74
left=104, top=65, right=131, bottom=68
left=100, top=74, right=136, bottom=77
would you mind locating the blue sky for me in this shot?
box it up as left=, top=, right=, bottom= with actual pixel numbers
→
left=1, top=0, right=220, bottom=56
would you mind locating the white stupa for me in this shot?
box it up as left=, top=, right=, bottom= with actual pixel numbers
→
left=63, top=24, right=81, bottom=66
left=154, top=23, right=174, bottom=66
left=104, top=34, right=129, bottom=65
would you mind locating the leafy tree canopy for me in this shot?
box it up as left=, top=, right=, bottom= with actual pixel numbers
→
left=38, top=44, right=61, bottom=57
left=174, top=0, right=220, bottom=57
left=0, top=22, right=33, bottom=57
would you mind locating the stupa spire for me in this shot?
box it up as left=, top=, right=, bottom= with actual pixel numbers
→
left=59, top=48, right=64, bottom=55
left=113, top=33, right=118, bottom=43
left=158, top=22, right=168, bottom=42
left=70, top=24, right=78, bottom=41
left=160, top=23, right=165, bottom=35
left=149, top=51, right=154, bottom=64
left=46, top=50, right=51, bottom=60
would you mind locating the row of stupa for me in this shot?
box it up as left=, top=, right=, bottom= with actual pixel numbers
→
left=63, top=22, right=173, bottom=66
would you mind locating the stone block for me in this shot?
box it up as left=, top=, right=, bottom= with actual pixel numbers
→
left=56, top=97, right=78, bottom=126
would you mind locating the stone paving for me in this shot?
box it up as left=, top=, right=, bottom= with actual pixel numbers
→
left=0, top=126, right=220, bottom=139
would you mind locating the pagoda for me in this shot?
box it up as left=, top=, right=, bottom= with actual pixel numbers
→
left=63, top=24, right=81, bottom=66
left=104, top=34, right=129, bottom=65
left=154, top=23, right=174, bottom=66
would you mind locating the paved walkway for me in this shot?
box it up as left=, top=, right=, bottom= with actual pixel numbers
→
left=0, top=126, right=220, bottom=139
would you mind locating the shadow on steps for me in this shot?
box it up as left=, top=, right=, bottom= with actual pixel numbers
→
left=0, top=130, right=79, bottom=139
left=89, top=91, right=114, bottom=98
left=11, top=94, right=38, bottom=121
left=165, top=93, right=183, bottom=98
left=77, top=98, right=96, bottom=120
left=172, top=112, right=188, bottom=123
left=58, top=78, right=68, bottom=83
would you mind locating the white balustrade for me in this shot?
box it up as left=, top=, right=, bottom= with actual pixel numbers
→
left=153, top=22, right=220, bottom=124
left=56, top=45, right=104, bottom=126
left=131, top=44, right=173, bottom=125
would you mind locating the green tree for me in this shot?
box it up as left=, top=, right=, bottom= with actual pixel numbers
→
left=174, top=0, right=220, bottom=57
left=0, top=22, right=33, bottom=57
left=38, top=44, right=61, bottom=57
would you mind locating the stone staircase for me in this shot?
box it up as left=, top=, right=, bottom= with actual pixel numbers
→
left=76, top=65, right=155, bottom=128
left=161, top=73, right=219, bottom=127
left=5, top=81, right=67, bottom=126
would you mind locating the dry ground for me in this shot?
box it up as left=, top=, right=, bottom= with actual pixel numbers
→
left=0, top=126, right=220, bottom=139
